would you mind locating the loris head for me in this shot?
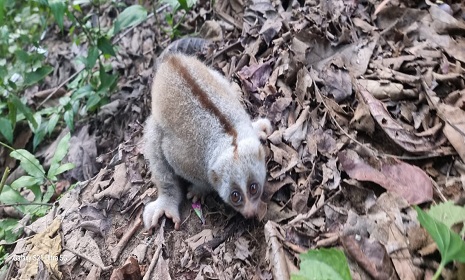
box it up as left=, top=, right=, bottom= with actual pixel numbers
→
left=208, top=137, right=267, bottom=218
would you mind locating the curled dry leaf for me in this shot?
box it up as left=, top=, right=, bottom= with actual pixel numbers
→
left=109, top=256, right=141, bottom=280
left=237, top=60, right=273, bottom=94
left=358, top=87, right=446, bottom=153
left=356, top=79, right=411, bottom=101
left=338, top=149, right=433, bottom=205
left=264, top=221, right=289, bottom=280
left=341, top=235, right=398, bottom=280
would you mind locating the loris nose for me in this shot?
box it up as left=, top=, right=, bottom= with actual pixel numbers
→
left=243, top=211, right=255, bottom=219
left=241, top=205, right=258, bottom=219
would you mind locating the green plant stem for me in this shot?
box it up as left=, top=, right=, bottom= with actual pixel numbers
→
left=71, top=11, right=96, bottom=46
left=432, top=261, right=445, bottom=280
left=0, top=167, right=10, bottom=194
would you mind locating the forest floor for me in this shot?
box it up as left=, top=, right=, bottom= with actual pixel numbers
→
left=4, top=0, right=465, bottom=279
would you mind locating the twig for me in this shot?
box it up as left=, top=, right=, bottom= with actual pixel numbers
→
left=63, top=247, right=112, bottom=271
left=0, top=202, right=53, bottom=208
left=430, top=177, right=447, bottom=203
left=143, top=218, right=165, bottom=280
left=288, top=190, right=342, bottom=225
left=314, top=80, right=367, bottom=149
left=110, top=216, right=143, bottom=262
left=38, top=71, right=80, bottom=108
left=112, top=12, right=155, bottom=45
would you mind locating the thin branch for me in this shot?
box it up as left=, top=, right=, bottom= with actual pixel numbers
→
left=0, top=202, right=53, bottom=208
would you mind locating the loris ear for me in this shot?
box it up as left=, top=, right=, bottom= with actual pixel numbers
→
left=252, top=118, right=272, bottom=141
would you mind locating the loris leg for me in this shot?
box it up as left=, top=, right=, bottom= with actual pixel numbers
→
left=252, top=118, right=272, bottom=141
left=143, top=117, right=183, bottom=230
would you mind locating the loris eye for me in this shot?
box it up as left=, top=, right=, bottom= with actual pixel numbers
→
left=230, top=191, right=242, bottom=204
left=249, top=183, right=259, bottom=195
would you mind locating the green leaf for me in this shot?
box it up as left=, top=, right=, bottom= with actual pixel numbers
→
left=48, top=133, right=72, bottom=178
left=42, top=184, right=55, bottom=203
left=86, top=94, right=101, bottom=112
left=0, top=185, right=29, bottom=213
left=0, top=117, right=13, bottom=144
left=9, top=149, right=46, bottom=179
left=178, top=0, right=189, bottom=10
left=85, top=46, right=99, bottom=70
left=32, top=122, right=47, bottom=150
left=11, top=176, right=42, bottom=190
left=416, top=206, right=465, bottom=265
left=161, top=0, right=196, bottom=11
left=23, top=66, right=53, bottom=86
left=291, top=248, right=352, bottom=280
left=51, top=163, right=74, bottom=177
left=47, top=113, right=60, bottom=135
left=113, top=5, right=147, bottom=34
left=0, top=0, right=5, bottom=25
left=72, top=4, right=82, bottom=12
left=8, top=94, right=37, bottom=128
left=427, top=201, right=465, bottom=230
left=7, top=100, right=17, bottom=127
left=98, top=64, right=118, bottom=92
left=0, top=219, right=22, bottom=243
left=64, top=109, right=74, bottom=130
left=29, top=184, right=43, bottom=203
left=52, top=132, right=71, bottom=164
left=97, top=36, right=116, bottom=57
left=48, top=0, right=67, bottom=30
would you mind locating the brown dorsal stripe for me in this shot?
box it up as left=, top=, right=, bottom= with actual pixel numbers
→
left=167, top=55, right=238, bottom=152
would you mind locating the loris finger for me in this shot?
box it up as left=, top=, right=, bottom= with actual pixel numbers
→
left=164, top=212, right=181, bottom=230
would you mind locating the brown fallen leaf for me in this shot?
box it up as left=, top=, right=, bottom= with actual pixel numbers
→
left=350, top=91, right=375, bottom=135
left=321, top=67, right=352, bottom=102
left=17, top=218, right=62, bottom=279
left=283, top=106, right=309, bottom=149
left=109, top=256, right=141, bottom=280
left=422, top=79, right=465, bottom=163
left=94, top=163, right=130, bottom=200
left=65, top=125, right=98, bottom=181
left=234, top=237, right=253, bottom=263
left=338, top=149, right=433, bottom=205
left=341, top=235, right=398, bottom=280
left=269, top=143, right=299, bottom=179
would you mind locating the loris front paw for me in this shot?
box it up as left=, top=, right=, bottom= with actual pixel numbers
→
left=143, top=196, right=181, bottom=230
left=186, top=185, right=207, bottom=203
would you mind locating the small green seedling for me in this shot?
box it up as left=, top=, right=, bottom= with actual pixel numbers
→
left=415, top=206, right=465, bottom=280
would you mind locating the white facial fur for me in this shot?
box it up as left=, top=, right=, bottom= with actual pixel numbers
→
left=209, top=137, right=266, bottom=218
